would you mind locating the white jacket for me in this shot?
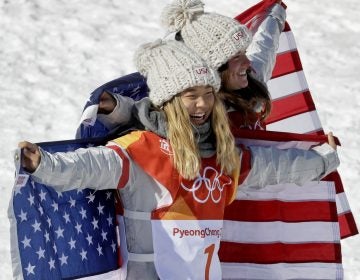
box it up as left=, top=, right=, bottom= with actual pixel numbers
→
left=247, top=3, right=286, bottom=83
left=30, top=131, right=339, bottom=279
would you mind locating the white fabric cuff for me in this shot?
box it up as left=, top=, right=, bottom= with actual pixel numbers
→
left=312, top=143, right=340, bottom=177
left=269, top=3, right=286, bottom=28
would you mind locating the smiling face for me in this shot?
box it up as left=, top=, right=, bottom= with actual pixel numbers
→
left=224, top=51, right=251, bottom=90
left=180, top=85, right=215, bottom=126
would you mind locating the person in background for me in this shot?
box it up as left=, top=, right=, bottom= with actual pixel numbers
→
left=163, top=0, right=285, bottom=129
left=18, top=39, right=339, bottom=280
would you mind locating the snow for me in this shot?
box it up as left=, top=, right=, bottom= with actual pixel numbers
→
left=1, top=0, right=359, bottom=278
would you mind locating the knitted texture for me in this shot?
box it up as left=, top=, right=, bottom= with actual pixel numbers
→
left=134, top=39, right=221, bottom=106
left=161, top=0, right=252, bottom=69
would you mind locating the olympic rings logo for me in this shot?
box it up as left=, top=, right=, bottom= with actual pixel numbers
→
left=180, top=167, right=232, bottom=203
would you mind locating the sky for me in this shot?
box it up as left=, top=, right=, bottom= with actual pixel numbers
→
left=1, top=0, right=359, bottom=278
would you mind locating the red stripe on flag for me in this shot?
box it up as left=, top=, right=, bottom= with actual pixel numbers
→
left=219, top=242, right=342, bottom=264
left=320, top=171, right=359, bottom=239
left=338, top=212, right=359, bottom=239
left=235, top=0, right=278, bottom=25
left=323, top=172, right=344, bottom=194
left=308, top=130, right=326, bottom=136
left=232, top=127, right=340, bottom=146
left=266, top=91, right=316, bottom=124
left=272, top=51, right=303, bottom=79
left=224, top=200, right=337, bottom=222
left=284, top=22, right=291, bottom=32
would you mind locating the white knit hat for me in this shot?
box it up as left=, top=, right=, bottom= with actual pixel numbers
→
left=134, top=39, right=221, bottom=106
left=161, top=0, right=252, bottom=69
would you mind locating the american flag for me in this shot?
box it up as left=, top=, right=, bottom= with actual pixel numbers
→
left=247, top=0, right=357, bottom=242
left=221, top=130, right=346, bottom=279
left=9, top=139, right=121, bottom=279
left=9, top=0, right=357, bottom=279
left=218, top=1, right=357, bottom=279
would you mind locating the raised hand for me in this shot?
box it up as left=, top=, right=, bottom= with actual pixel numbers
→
left=98, top=92, right=117, bottom=114
left=18, top=141, right=41, bottom=173
left=327, top=132, right=337, bottom=150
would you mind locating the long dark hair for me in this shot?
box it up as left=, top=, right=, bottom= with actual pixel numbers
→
left=219, top=65, right=271, bottom=125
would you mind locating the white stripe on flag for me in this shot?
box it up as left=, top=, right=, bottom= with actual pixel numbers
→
left=221, top=221, right=340, bottom=243
left=268, top=71, right=309, bottom=100
left=79, top=104, right=99, bottom=126
left=336, top=192, right=352, bottom=215
left=266, top=111, right=322, bottom=133
left=236, top=181, right=336, bottom=202
left=277, top=31, right=297, bottom=54
left=236, top=138, right=319, bottom=150
left=221, top=262, right=344, bottom=280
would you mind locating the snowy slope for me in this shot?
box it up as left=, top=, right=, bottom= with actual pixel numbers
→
left=1, top=0, right=359, bottom=278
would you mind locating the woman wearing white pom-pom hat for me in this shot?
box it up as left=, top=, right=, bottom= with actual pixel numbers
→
left=161, top=0, right=285, bottom=130
left=18, top=39, right=339, bottom=279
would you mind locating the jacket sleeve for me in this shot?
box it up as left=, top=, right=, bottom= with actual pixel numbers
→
left=247, top=3, right=286, bottom=84
left=241, top=143, right=339, bottom=188
left=30, top=146, right=123, bottom=192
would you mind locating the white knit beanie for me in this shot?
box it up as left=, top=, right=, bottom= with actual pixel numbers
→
left=161, top=0, right=252, bottom=69
left=134, top=39, right=221, bottom=107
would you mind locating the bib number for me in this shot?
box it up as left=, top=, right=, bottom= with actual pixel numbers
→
left=204, top=243, right=215, bottom=280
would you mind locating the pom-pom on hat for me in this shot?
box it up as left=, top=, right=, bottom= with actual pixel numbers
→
left=161, top=0, right=252, bottom=69
left=134, top=39, right=221, bottom=107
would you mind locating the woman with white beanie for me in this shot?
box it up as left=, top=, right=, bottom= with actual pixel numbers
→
left=18, top=39, right=339, bottom=279
left=160, top=0, right=286, bottom=130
